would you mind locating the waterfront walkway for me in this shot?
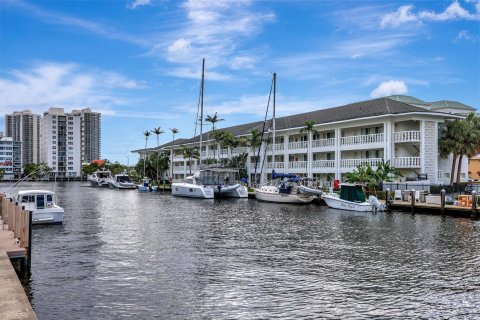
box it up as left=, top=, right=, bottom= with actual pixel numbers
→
left=0, top=249, right=37, bottom=320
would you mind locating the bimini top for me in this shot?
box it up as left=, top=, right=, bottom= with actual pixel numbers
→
left=272, top=170, right=300, bottom=180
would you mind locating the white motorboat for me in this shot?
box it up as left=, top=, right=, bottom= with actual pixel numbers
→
left=88, top=169, right=113, bottom=187
left=254, top=172, right=316, bottom=204
left=321, top=184, right=386, bottom=212
left=197, top=168, right=248, bottom=198
left=16, top=190, right=64, bottom=224
left=107, top=171, right=136, bottom=189
left=172, top=175, right=215, bottom=199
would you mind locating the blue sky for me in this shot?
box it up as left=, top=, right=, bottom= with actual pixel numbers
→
left=1, top=0, right=479, bottom=164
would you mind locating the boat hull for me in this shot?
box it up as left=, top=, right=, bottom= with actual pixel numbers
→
left=172, top=183, right=214, bottom=199
left=254, top=189, right=314, bottom=204
left=108, top=181, right=136, bottom=189
left=32, top=208, right=64, bottom=224
left=214, top=184, right=248, bottom=198
left=322, top=194, right=373, bottom=212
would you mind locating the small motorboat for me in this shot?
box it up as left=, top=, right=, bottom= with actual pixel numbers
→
left=107, top=171, right=136, bottom=189
left=88, top=169, right=113, bottom=187
left=321, top=184, right=386, bottom=212
left=16, top=190, right=64, bottom=224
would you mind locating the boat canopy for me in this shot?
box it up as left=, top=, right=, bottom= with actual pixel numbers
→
left=339, top=184, right=366, bottom=202
left=272, top=170, right=299, bottom=180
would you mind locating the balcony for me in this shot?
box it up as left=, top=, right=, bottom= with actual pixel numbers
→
left=341, top=133, right=384, bottom=146
left=312, top=160, right=335, bottom=168
left=232, top=147, right=248, bottom=155
left=341, top=158, right=383, bottom=168
left=266, top=143, right=284, bottom=151
left=288, top=161, right=307, bottom=169
left=394, top=131, right=420, bottom=143
left=266, top=162, right=285, bottom=169
left=312, top=138, right=335, bottom=149
left=288, top=141, right=307, bottom=150
left=394, top=157, right=421, bottom=168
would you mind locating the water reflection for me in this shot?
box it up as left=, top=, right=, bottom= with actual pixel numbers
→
left=7, top=182, right=479, bottom=319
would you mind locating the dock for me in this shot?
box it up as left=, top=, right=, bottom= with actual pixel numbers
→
left=0, top=195, right=37, bottom=320
left=389, top=200, right=478, bottom=217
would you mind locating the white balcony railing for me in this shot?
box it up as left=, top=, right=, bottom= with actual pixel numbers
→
left=393, top=131, right=421, bottom=143
left=266, top=143, right=285, bottom=151
left=394, top=157, right=421, bottom=168
left=341, top=133, right=384, bottom=146
left=288, top=141, right=307, bottom=150
left=312, top=160, right=335, bottom=168
left=288, top=161, right=307, bottom=169
left=341, top=158, right=383, bottom=168
left=266, top=162, right=285, bottom=169
left=232, top=147, right=248, bottom=155
left=312, top=138, right=335, bottom=149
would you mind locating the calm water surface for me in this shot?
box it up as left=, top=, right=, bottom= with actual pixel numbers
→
left=14, top=182, right=480, bottom=319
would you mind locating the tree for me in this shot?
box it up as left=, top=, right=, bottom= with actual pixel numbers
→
left=345, top=160, right=402, bottom=194
left=142, top=130, right=151, bottom=177
left=440, top=120, right=462, bottom=185
left=300, top=120, right=318, bottom=176
left=226, top=152, right=248, bottom=180
left=169, top=128, right=179, bottom=179
left=455, top=113, right=480, bottom=184
left=205, top=112, right=224, bottom=133
left=181, top=145, right=200, bottom=174
left=24, top=163, right=51, bottom=179
left=152, top=127, right=165, bottom=183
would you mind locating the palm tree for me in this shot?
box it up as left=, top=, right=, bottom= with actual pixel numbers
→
left=181, top=145, right=200, bottom=174
left=211, top=130, right=225, bottom=161
left=300, top=120, right=318, bottom=177
left=455, top=114, right=480, bottom=184
left=439, top=120, right=460, bottom=185
left=152, top=127, right=164, bottom=183
left=205, top=112, right=224, bottom=132
left=169, top=128, right=179, bottom=180
left=143, top=130, right=151, bottom=178
left=345, top=163, right=376, bottom=190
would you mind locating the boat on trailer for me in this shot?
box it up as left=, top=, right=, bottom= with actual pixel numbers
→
left=16, top=190, right=64, bottom=224
left=321, top=184, right=386, bottom=212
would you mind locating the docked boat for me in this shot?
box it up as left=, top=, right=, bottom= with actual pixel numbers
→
left=107, top=171, right=136, bottom=189
left=16, top=190, right=64, bottom=224
left=88, top=169, right=113, bottom=187
left=254, top=172, right=317, bottom=204
left=321, top=184, right=386, bottom=212
left=172, top=174, right=215, bottom=199
left=137, top=177, right=151, bottom=192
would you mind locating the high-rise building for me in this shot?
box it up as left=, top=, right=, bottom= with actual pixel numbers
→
left=5, top=110, right=41, bottom=167
left=0, top=136, right=22, bottom=180
left=71, top=108, right=101, bottom=164
left=40, top=107, right=101, bottom=177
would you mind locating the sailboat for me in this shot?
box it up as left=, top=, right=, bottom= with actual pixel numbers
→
left=172, top=58, right=215, bottom=199
left=253, top=73, right=319, bottom=204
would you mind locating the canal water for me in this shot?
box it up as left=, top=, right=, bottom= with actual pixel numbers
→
left=13, top=182, right=480, bottom=319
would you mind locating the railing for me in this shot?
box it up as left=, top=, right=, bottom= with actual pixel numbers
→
left=266, top=162, right=285, bottom=169
left=340, top=158, right=383, bottom=168
left=394, top=131, right=420, bottom=143
left=288, top=141, right=307, bottom=150
left=394, top=157, right=421, bottom=168
left=312, top=160, right=335, bottom=168
left=266, top=143, right=285, bottom=151
left=232, top=147, right=248, bottom=154
left=288, top=161, right=307, bottom=169
left=341, top=133, right=384, bottom=146
left=312, top=138, right=335, bottom=148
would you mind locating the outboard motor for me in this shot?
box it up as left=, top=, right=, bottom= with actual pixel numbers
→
left=368, top=195, right=386, bottom=211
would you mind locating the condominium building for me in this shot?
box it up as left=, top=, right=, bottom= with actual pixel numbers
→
left=4, top=110, right=41, bottom=167
left=71, top=108, right=101, bottom=163
left=133, top=95, right=475, bottom=185
left=0, top=136, right=22, bottom=180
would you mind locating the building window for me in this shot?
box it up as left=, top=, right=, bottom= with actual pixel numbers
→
left=52, top=136, right=56, bottom=139
left=53, top=131, right=56, bottom=134
left=52, top=146, right=56, bottom=149
left=68, top=142, right=73, bottom=145
left=68, top=167, right=73, bottom=170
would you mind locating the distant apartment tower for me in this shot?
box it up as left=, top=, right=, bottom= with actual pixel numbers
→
left=0, top=136, right=22, bottom=180
left=40, top=107, right=101, bottom=177
left=5, top=110, right=41, bottom=167
left=71, top=108, right=101, bottom=163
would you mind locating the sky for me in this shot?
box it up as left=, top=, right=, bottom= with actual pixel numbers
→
left=0, top=0, right=479, bottom=164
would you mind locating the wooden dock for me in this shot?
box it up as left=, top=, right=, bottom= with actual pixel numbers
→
left=0, top=195, right=37, bottom=320
left=388, top=200, right=478, bottom=217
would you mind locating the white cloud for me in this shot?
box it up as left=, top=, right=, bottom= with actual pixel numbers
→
left=381, top=5, right=418, bottom=28
left=370, top=80, right=408, bottom=98
left=381, top=1, right=480, bottom=28
left=127, top=0, right=151, bottom=9
left=0, top=62, right=145, bottom=114
left=454, top=30, right=477, bottom=42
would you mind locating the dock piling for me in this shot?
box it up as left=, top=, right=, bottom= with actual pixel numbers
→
left=385, top=188, right=390, bottom=206
left=440, top=189, right=446, bottom=214
left=411, top=189, right=415, bottom=212
left=471, top=190, right=477, bottom=218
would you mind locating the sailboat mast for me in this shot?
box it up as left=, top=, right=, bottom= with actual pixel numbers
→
left=199, top=58, right=205, bottom=166
left=272, top=72, right=276, bottom=165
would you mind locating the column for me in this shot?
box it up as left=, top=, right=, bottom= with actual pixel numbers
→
left=284, top=134, right=289, bottom=172
left=334, top=128, right=341, bottom=180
